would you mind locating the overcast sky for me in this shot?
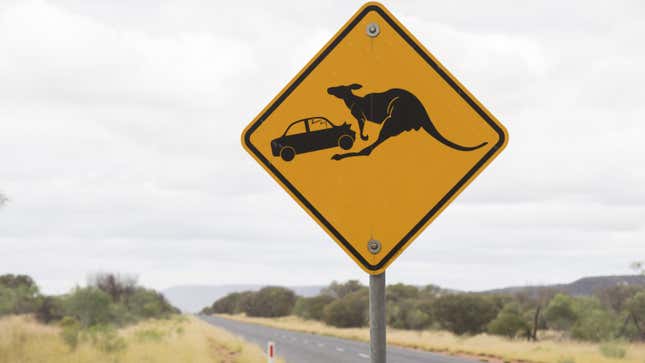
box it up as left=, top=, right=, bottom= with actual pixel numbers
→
left=1, top=0, right=644, bottom=295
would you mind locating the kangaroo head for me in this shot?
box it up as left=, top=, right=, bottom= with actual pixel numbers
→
left=327, top=84, right=368, bottom=141
left=327, top=84, right=362, bottom=100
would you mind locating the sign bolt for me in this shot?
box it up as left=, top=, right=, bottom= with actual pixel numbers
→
left=367, top=239, right=381, bottom=254
left=366, top=22, right=380, bottom=37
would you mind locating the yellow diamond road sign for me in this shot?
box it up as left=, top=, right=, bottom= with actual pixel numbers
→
left=242, top=2, right=508, bottom=274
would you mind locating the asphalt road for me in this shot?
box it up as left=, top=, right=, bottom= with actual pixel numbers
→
left=199, top=315, right=479, bottom=363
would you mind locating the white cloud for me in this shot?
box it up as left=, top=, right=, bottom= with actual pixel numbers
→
left=0, top=0, right=257, bottom=111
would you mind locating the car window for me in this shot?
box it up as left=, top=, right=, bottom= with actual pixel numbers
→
left=285, top=121, right=306, bottom=136
left=309, top=118, right=331, bottom=132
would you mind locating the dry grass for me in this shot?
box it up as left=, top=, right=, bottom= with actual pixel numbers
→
left=217, top=314, right=645, bottom=363
left=0, top=315, right=285, bottom=363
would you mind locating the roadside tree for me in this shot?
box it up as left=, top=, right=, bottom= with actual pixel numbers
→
left=321, top=280, right=364, bottom=299
left=293, top=295, right=335, bottom=320
left=432, top=294, right=498, bottom=335
left=544, top=293, right=578, bottom=331
left=0, top=274, right=41, bottom=316
left=63, top=287, right=113, bottom=328
left=323, top=289, right=369, bottom=327
left=386, top=283, right=419, bottom=303
left=244, top=287, right=296, bottom=317
left=487, top=302, right=530, bottom=338
left=625, top=291, right=645, bottom=340
left=210, top=292, right=243, bottom=314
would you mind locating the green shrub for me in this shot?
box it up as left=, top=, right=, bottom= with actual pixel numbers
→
left=210, top=292, right=243, bottom=314
left=570, top=308, right=619, bottom=342
left=388, top=299, right=432, bottom=330
left=61, top=284, right=176, bottom=329
left=107, top=302, right=137, bottom=326
left=419, top=285, right=444, bottom=299
left=292, top=297, right=306, bottom=317
left=620, top=291, right=645, bottom=340
left=487, top=303, right=530, bottom=338
left=322, top=289, right=368, bottom=328
left=293, top=295, right=335, bottom=320
left=0, top=286, right=18, bottom=315
left=0, top=274, right=41, bottom=316
left=404, top=306, right=433, bottom=330
left=63, top=287, right=113, bottom=328
left=126, top=288, right=178, bottom=319
left=0, top=274, right=37, bottom=289
left=386, top=284, right=419, bottom=303
left=544, top=294, right=578, bottom=331
left=59, top=316, right=81, bottom=350
left=432, top=294, right=499, bottom=335
left=1, top=272, right=179, bottom=332
left=236, top=291, right=257, bottom=314
left=35, top=296, right=65, bottom=323
left=599, top=342, right=627, bottom=359
left=626, top=292, right=645, bottom=325
left=244, top=287, right=296, bottom=318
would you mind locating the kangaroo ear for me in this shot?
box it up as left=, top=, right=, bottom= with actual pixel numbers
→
left=349, top=83, right=362, bottom=90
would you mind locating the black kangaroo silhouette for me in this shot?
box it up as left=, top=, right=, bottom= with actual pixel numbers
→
left=327, top=84, right=488, bottom=160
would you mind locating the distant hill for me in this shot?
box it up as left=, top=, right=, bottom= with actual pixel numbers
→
left=164, top=275, right=645, bottom=312
left=162, top=284, right=324, bottom=313
left=482, top=275, right=645, bottom=297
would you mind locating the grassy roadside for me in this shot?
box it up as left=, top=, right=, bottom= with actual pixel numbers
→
left=0, top=314, right=285, bottom=363
left=216, top=314, right=645, bottom=363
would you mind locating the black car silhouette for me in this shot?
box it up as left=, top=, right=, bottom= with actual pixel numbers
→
left=271, top=117, right=356, bottom=161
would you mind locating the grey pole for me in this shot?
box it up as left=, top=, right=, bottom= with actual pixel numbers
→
left=369, top=272, right=386, bottom=363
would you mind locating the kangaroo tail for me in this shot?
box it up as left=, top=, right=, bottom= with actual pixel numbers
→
left=421, top=115, right=487, bottom=151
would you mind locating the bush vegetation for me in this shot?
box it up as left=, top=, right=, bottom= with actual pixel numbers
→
left=0, top=274, right=41, bottom=316
left=0, top=273, right=179, bottom=350
left=204, top=279, right=645, bottom=342
left=293, top=295, right=335, bottom=321
left=322, top=288, right=369, bottom=327
left=433, top=293, right=500, bottom=335
left=202, top=287, right=296, bottom=318
left=487, top=302, right=530, bottom=338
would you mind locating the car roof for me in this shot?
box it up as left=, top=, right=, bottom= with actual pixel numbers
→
left=285, top=116, right=336, bottom=129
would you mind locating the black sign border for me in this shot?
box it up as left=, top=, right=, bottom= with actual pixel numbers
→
left=243, top=5, right=506, bottom=271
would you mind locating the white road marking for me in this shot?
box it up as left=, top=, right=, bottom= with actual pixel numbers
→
left=358, top=353, right=369, bottom=359
left=317, top=343, right=325, bottom=348
left=336, top=347, right=345, bottom=352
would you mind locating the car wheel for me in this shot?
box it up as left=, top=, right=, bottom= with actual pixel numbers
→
left=280, top=146, right=295, bottom=161
left=338, top=135, right=354, bottom=150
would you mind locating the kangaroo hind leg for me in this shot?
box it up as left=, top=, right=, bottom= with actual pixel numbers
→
left=331, top=117, right=401, bottom=160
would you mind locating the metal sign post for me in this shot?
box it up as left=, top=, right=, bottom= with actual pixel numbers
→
left=369, top=272, right=386, bottom=363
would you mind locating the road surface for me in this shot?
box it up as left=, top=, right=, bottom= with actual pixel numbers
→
left=199, top=315, right=479, bottom=363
